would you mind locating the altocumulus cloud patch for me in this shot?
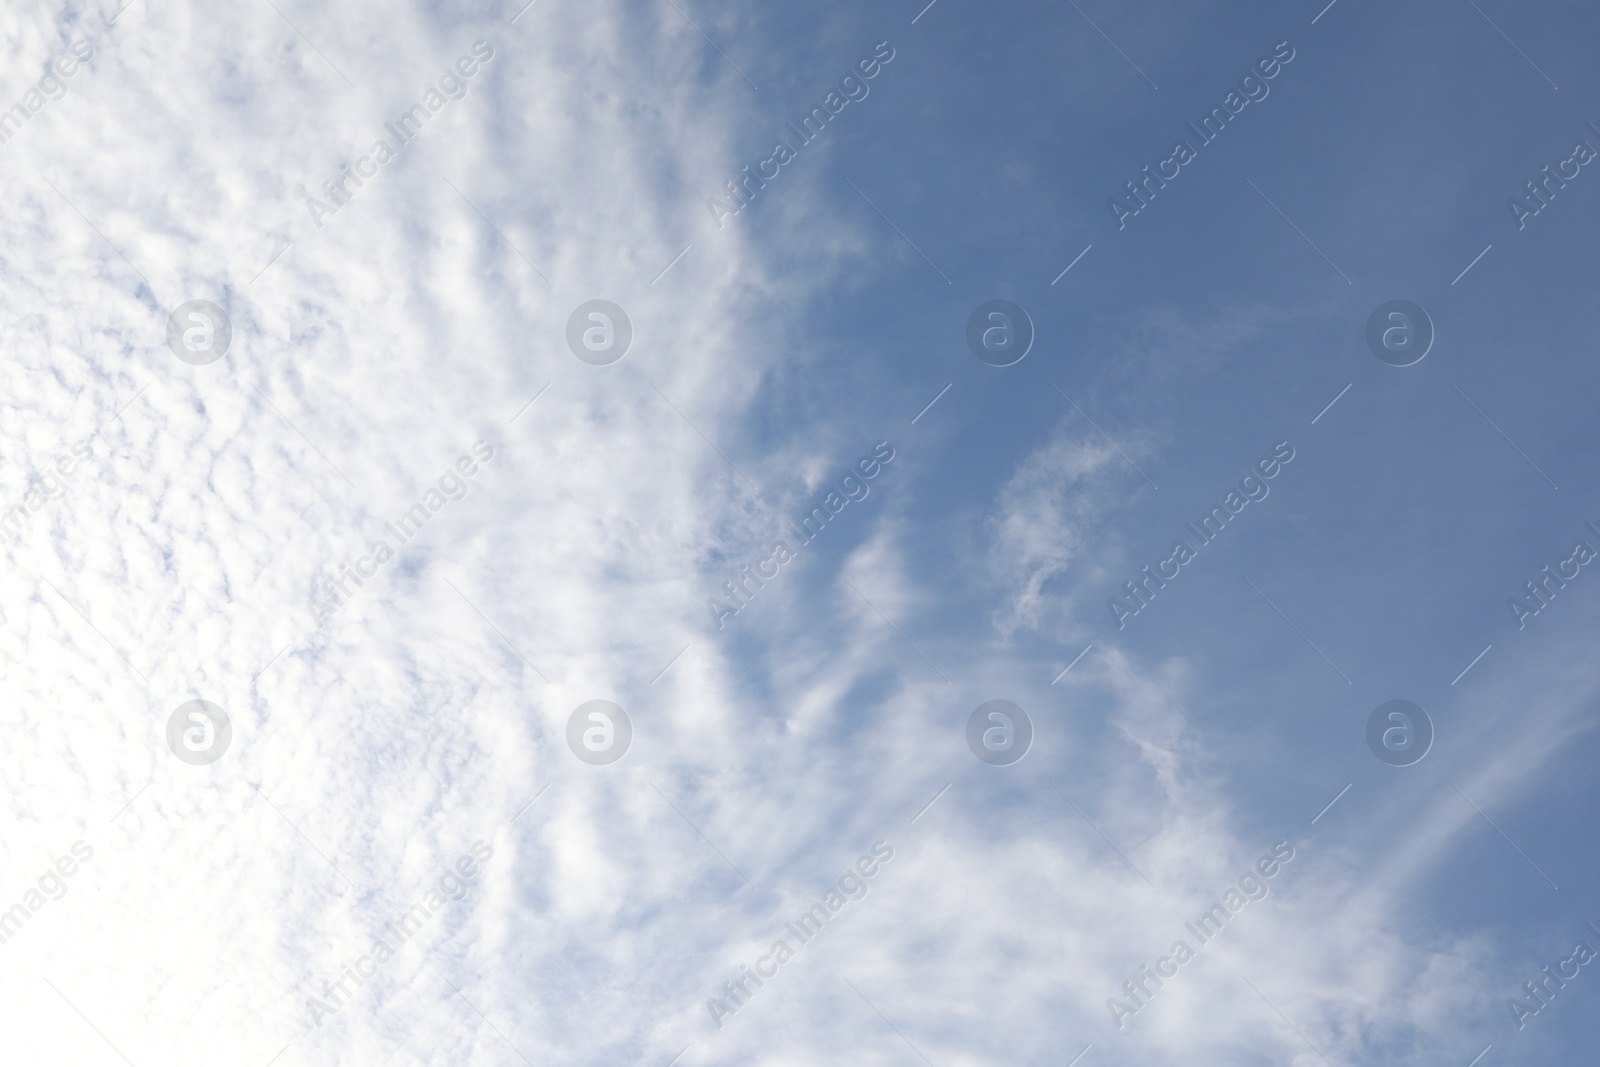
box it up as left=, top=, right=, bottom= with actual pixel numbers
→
left=6, top=2, right=1600, bottom=1066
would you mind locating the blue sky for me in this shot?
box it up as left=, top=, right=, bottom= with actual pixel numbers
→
left=0, top=0, right=1598, bottom=1065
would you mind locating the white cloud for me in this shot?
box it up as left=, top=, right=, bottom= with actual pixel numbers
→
left=0, top=4, right=1592, bottom=1067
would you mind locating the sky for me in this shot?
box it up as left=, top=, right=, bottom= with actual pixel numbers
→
left=0, top=0, right=1598, bottom=1065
